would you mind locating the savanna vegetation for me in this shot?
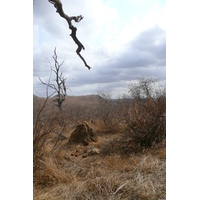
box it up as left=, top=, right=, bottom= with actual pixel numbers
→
left=33, top=76, right=166, bottom=200
left=34, top=1, right=166, bottom=198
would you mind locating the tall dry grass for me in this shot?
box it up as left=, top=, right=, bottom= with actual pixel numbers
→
left=34, top=139, right=166, bottom=200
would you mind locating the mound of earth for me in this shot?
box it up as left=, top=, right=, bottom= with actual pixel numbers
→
left=68, top=122, right=98, bottom=146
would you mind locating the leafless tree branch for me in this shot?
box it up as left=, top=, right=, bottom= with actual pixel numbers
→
left=48, top=0, right=91, bottom=70
left=39, top=48, right=67, bottom=112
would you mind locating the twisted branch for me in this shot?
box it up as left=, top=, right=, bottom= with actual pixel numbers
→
left=49, top=0, right=91, bottom=70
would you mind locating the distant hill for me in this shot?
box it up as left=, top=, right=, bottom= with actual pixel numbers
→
left=63, top=95, right=101, bottom=106
left=33, top=94, right=102, bottom=106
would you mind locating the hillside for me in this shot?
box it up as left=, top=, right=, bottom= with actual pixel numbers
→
left=33, top=94, right=101, bottom=106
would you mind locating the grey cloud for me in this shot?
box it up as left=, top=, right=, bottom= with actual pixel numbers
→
left=62, top=25, right=166, bottom=88
left=134, top=26, right=165, bottom=50
left=102, top=26, right=166, bottom=79
left=34, top=1, right=67, bottom=40
left=33, top=1, right=165, bottom=97
left=119, top=26, right=166, bottom=68
left=33, top=0, right=52, bottom=18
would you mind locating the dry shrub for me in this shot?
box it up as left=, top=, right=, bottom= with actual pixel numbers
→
left=33, top=113, right=63, bottom=172
left=33, top=94, right=68, bottom=173
left=123, top=77, right=166, bottom=150
left=126, top=97, right=166, bottom=148
left=97, top=91, right=122, bottom=133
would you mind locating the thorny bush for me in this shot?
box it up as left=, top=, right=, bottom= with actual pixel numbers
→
left=123, top=77, right=166, bottom=150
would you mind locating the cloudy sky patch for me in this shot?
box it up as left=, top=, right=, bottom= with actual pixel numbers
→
left=33, top=0, right=166, bottom=98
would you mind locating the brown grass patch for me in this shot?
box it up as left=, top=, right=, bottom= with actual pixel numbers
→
left=34, top=137, right=166, bottom=200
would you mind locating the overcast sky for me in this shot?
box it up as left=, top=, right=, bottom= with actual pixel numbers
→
left=33, top=0, right=166, bottom=98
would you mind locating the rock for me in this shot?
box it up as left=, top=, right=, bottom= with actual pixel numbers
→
left=88, top=148, right=100, bottom=156
left=68, top=122, right=98, bottom=146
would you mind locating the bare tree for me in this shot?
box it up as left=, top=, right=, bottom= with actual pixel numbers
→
left=48, top=0, right=91, bottom=70
left=39, top=48, right=67, bottom=112
left=128, top=77, right=160, bottom=100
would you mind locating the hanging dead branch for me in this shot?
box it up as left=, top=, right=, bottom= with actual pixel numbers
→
left=48, top=0, right=91, bottom=70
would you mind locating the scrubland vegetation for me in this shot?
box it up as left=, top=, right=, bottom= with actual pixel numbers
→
left=33, top=77, right=166, bottom=200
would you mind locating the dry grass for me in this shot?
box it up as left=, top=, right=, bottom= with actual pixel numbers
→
left=33, top=93, right=166, bottom=199
left=33, top=129, right=166, bottom=200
